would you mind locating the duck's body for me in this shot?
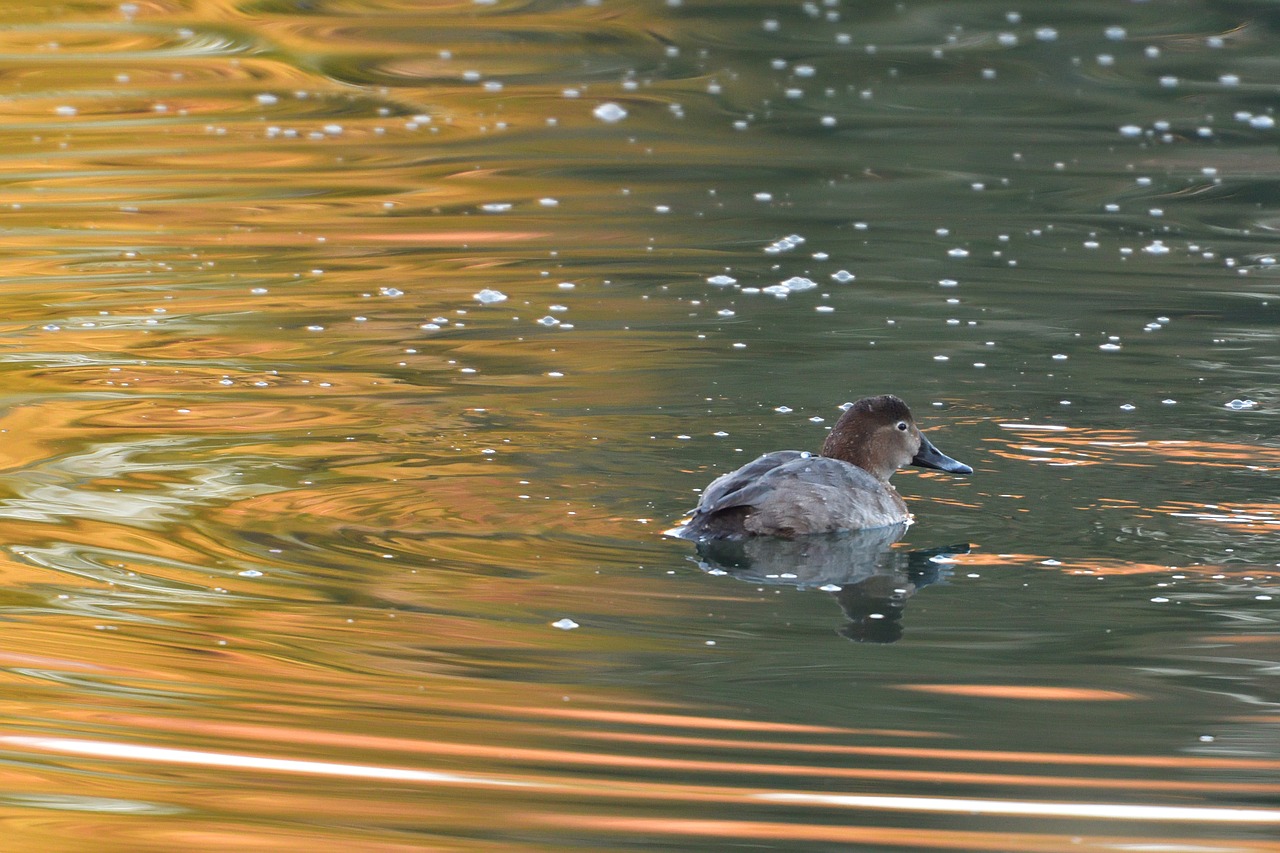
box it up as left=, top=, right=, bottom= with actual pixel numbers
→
left=685, top=450, right=910, bottom=538
left=677, top=395, right=971, bottom=540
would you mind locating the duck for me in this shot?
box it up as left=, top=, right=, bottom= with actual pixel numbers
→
left=675, top=395, right=971, bottom=540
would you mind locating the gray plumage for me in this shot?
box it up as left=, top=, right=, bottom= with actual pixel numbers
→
left=679, top=450, right=910, bottom=539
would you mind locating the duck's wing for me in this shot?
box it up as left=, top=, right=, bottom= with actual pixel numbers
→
left=688, top=454, right=907, bottom=538
left=697, top=452, right=885, bottom=513
left=696, top=450, right=808, bottom=514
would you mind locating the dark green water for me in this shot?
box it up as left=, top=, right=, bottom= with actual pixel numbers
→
left=0, top=1, right=1275, bottom=850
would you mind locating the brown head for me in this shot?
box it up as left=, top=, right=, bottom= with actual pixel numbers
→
left=820, top=395, right=972, bottom=481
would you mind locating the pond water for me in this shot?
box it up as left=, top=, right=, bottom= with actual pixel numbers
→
left=0, top=0, right=1276, bottom=849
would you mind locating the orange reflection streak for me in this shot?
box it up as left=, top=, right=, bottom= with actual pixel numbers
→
left=1, top=735, right=539, bottom=789
left=1159, top=500, right=1280, bottom=532
left=105, top=712, right=1280, bottom=772
left=470, top=705, right=873, bottom=733
left=899, top=685, right=1137, bottom=701
left=532, top=814, right=1280, bottom=849
left=8, top=734, right=1280, bottom=825
left=926, top=495, right=985, bottom=510
left=562, top=728, right=1280, bottom=771
left=937, top=552, right=1270, bottom=578
left=993, top=426, right=1280, bottom=471
left=986, top=447, right=1106, bottom=468
left=1140, top=440, right=1280, bottom=468
left=44, top=717, right=1280, bottom=797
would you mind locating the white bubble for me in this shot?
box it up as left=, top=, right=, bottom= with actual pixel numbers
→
left=474, top=288, right=507, bottom=304
left=778, top=276, right=817, bottom=292
left=593, top=102, right=627, bottom=122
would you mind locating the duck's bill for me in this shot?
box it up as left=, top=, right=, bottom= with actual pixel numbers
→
left=912, top=434, right=973, bottom=474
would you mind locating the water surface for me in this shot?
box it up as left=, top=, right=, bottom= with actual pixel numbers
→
left=0, top=1, right=1276, bottom=850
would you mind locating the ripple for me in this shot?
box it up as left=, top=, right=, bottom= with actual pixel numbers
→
left=0, top=23, right=255, bottom=61
left=0, top=439, right=288, bottom=528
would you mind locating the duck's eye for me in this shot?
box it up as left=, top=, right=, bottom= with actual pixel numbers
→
left=896, top=421, right=908, bottom=431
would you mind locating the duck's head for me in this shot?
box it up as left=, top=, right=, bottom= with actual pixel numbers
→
left=820, top=395, right=973, bottom=481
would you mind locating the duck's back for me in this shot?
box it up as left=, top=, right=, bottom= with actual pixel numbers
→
left=680, top=451, right=909, bottom=539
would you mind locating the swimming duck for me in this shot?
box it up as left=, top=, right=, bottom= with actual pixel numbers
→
left=676, top=395, right=971, bottom=539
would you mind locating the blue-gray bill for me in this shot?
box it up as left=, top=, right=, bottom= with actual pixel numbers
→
left=911, top=434, right=973, bottom=474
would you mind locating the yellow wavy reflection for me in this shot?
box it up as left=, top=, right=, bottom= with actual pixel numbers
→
left=352, top=231, right=551, bottom=243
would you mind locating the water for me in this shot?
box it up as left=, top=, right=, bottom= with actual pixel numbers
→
left=0, top=1, right=1276, bottom=850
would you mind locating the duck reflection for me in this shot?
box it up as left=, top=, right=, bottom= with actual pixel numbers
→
left=690, top=524, right=969, bottom=643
